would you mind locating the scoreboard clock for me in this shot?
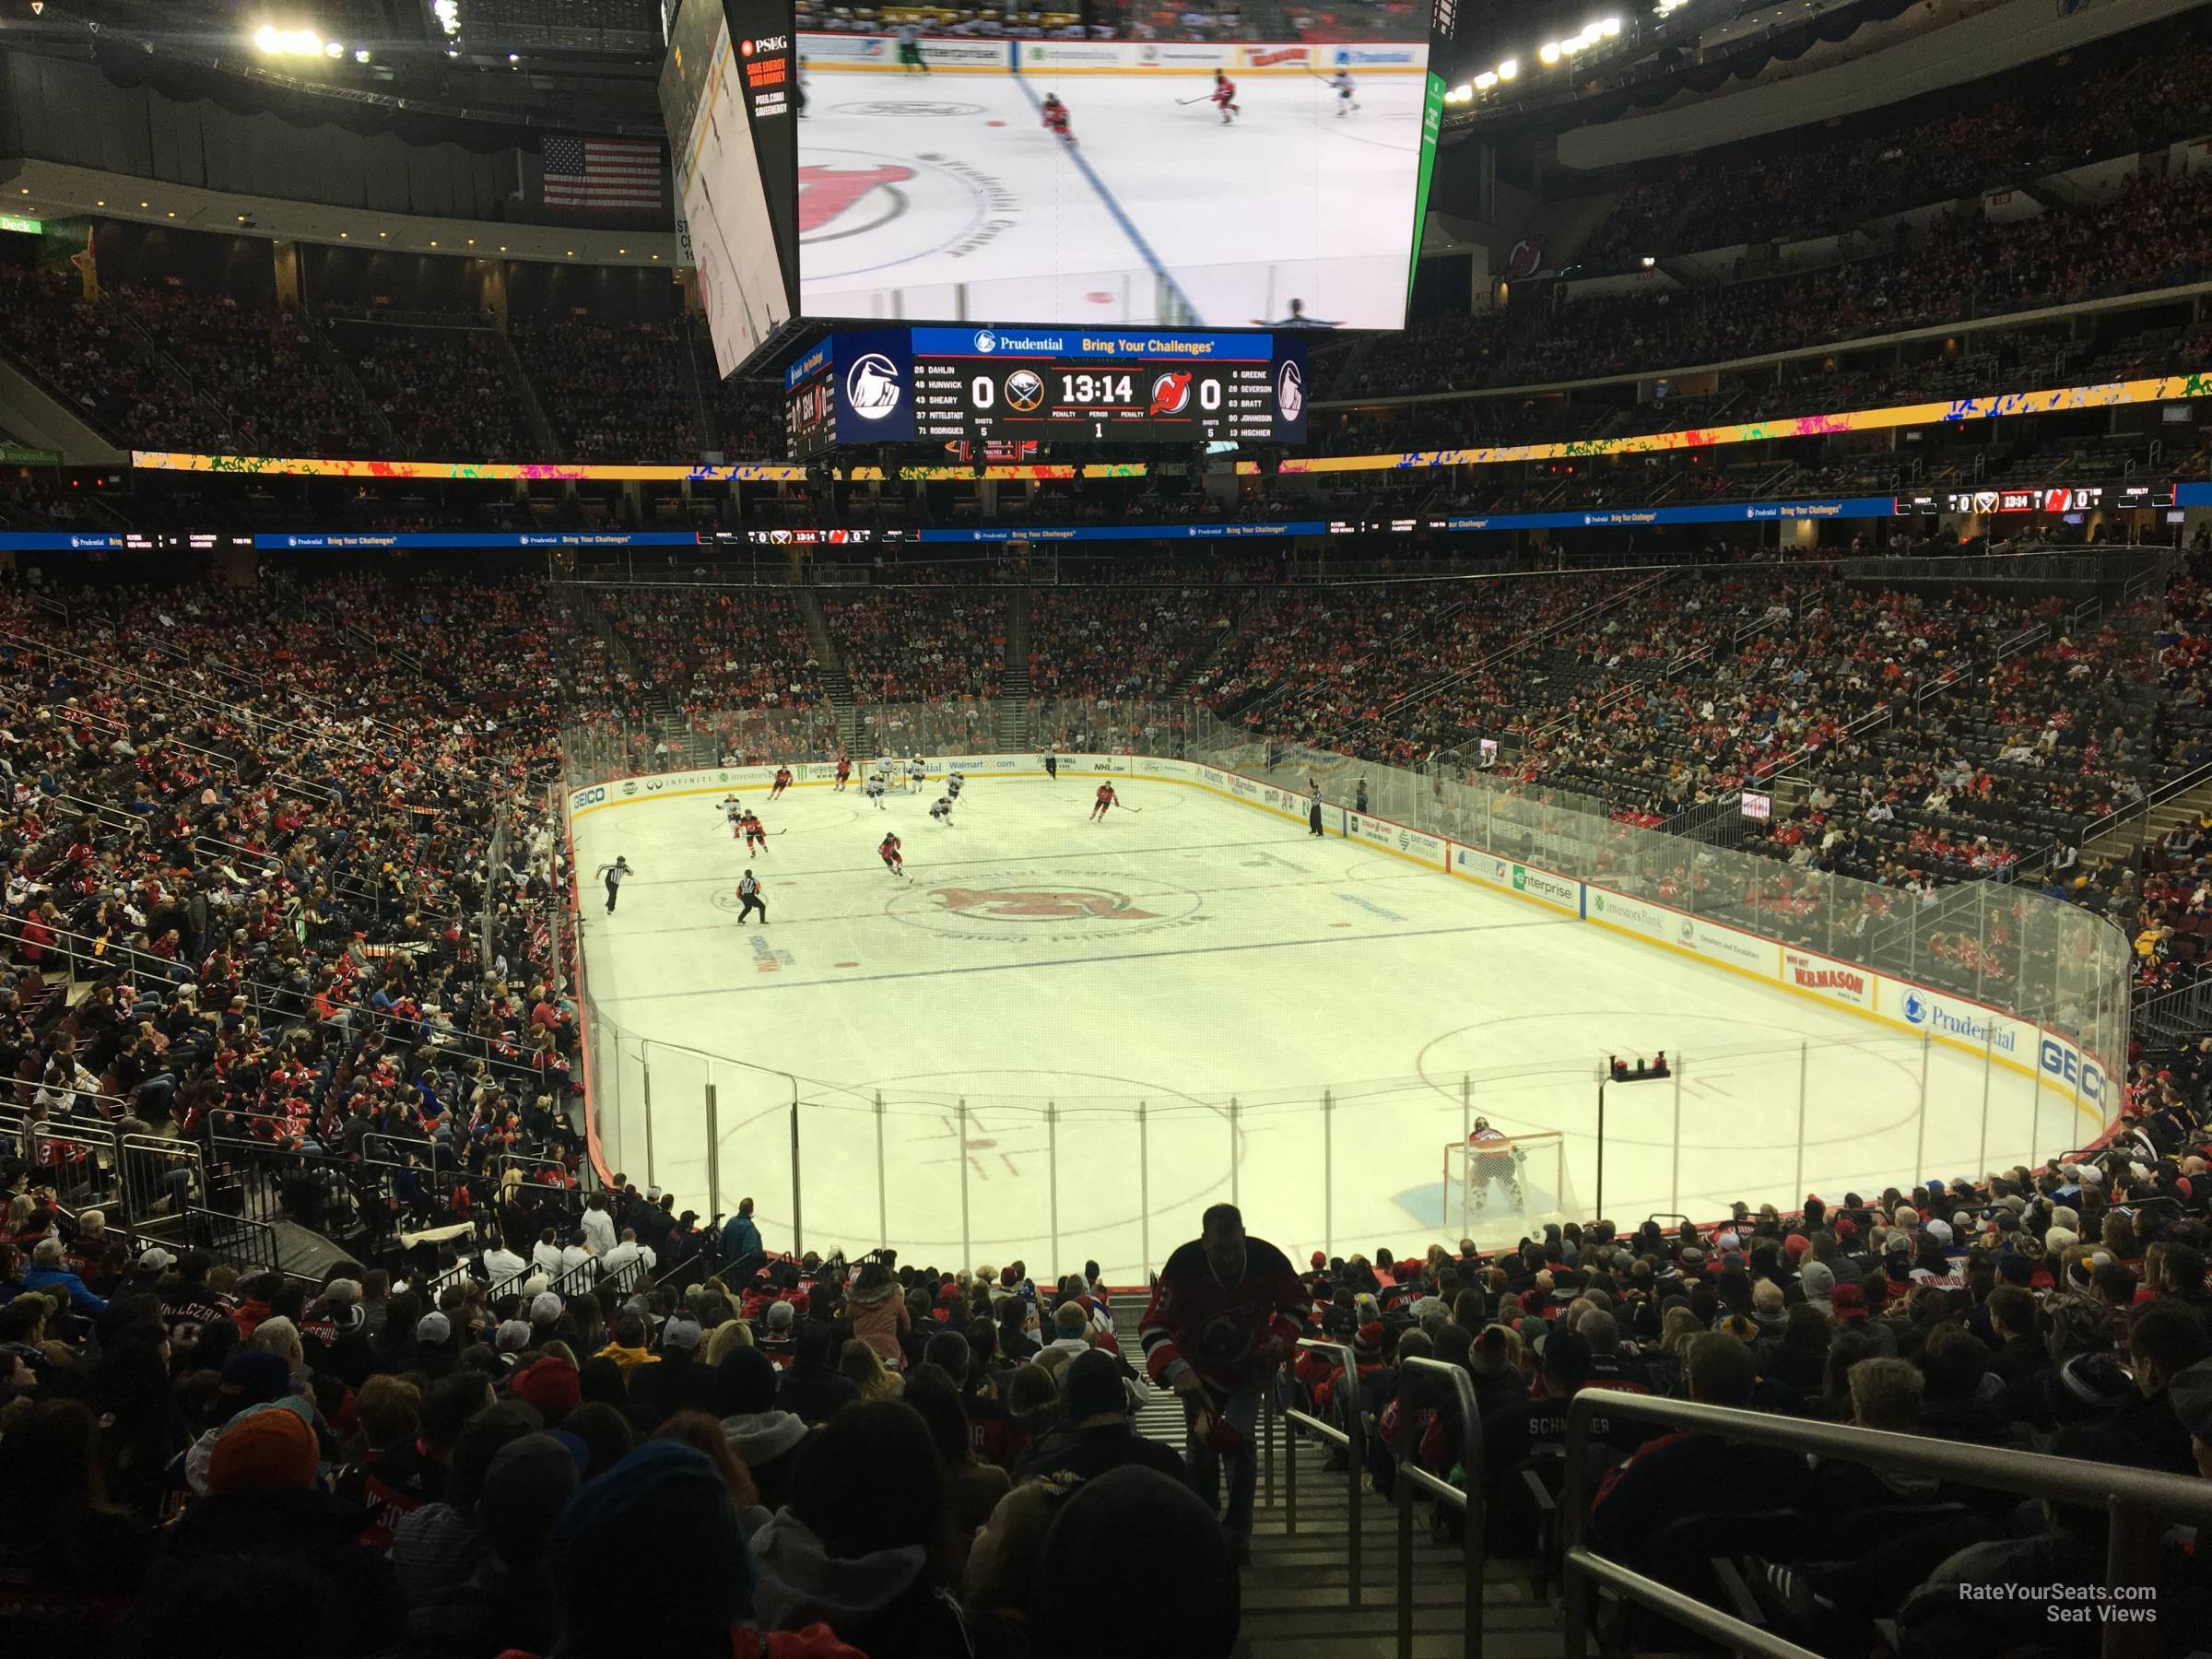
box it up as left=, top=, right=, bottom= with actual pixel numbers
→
left=790, top=326, right=1308, bottom=452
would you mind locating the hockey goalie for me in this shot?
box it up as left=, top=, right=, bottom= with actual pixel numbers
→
left=1467, top=1118, right=1525, bottom=1213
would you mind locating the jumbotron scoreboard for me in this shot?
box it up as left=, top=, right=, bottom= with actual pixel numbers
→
left=787, top=326, right=1308, bottom=457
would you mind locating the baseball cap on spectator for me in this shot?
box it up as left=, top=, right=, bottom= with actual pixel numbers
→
left=1679, top=1247, right=1705, bottom=1268
left=218, top=1347, right=293, bottom=1411
left=208, top=1405, right=319, bottom=1495
left=1830, top=1284, right=1869, bottom=1318
left=1783, top=1234, right=1810, bottom=1260
left=417, top=1312, right=453, bottom=1346
left=765, top=1300, right=795, bottom=1333
left=523, top=1275, right=551, bottom=1297
left=139, top=1246, right=178, bottom=1272
left=530, top=1291, right=565, bottom=1325
left=512, top=1355, right=582, bottom=1419
left=660, top=1316, right=702, bottom=1353
left=1834, top=1217, right=1858, bottom=1240
left=1063, top=1347, right=1132, bottom=1420
left=1715, top=1231, right=1741, bottom=1252
left=1997, top=1253, right=2033, bottom=1286
left=1354, top=1322, right=1382, bottom=1362
left=1925, top=1219, right=1954, bottom=1246
left=496, top=1319, right=534, bottom=1352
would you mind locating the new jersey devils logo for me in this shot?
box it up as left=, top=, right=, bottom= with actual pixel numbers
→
left=1147, top=371, right=1193, bottom=417
left=798, top=163, right=916, bottom=239
left=932, top=887, right=1159, bottom=921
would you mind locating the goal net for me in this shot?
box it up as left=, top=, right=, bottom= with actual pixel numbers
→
left=1442, top=1130, right=1583, bottom=1250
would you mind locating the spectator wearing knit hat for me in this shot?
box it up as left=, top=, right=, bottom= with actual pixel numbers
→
left=143, top=1405, right=403, bottom=1654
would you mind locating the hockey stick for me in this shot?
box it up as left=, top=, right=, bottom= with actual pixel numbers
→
left=1174, top=94, right=1212, bottom=104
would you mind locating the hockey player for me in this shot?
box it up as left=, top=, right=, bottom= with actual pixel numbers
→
left=833, top=755, right=852, bottom=793
left=769, top=766, right=794, bottom=801
left=947, top=770, right=965, bottom=803
left=741, top=810, right=769, bottom=855
left=1043, top=751, right=1059, bottom=781
left=865, top=772, right=888, bottom=810
left=878, top=832, right=904, bottom=876
left=1467, top=1117, right=1524, bottom=1214
left=1211, top=70, right=1239, bottom=124
left=896, top=20, right=930, bottom=73
left=1091, top=782, right=1118, bottom=822
left=719, top=794, right=746, bottom=838
left=1041, top=92, right=1075, bottom=144
left=735, top=869, right=768, bottom=925
left=928, top=794, right=956, bottom=827
left=1328, top=66, right=1358, bottom=115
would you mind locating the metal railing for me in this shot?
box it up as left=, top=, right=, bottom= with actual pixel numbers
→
left=1560, top=1392, right=2212, bottom=1659
left=1272, top=1338, right=1368, bottom=1606
left=1393, top=1356, right=1484, bottom=1659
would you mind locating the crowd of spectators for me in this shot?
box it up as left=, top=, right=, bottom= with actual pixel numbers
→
left=594, top=589, right=821, bottom=721
left=335, top=322, right=536, bottom=465
left=822, top=586, right=1007, bottom=705
left=1306, top=1064, right=2212, bottom=1653
left=509, top=318, right=704, bottom=462
left=0, top=265, right=218, bottom=452
left=1572, top=8, right=2212, bottom=272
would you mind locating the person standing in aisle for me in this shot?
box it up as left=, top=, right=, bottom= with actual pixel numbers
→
left=735, top=869, right=768, bottom=925
left=1139, top=1203, right=1309, bottom=1566
left=596, top=856, right=632, bottom=913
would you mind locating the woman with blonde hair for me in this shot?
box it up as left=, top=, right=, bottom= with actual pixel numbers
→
left=838, top=1336, right=903, bottom=1402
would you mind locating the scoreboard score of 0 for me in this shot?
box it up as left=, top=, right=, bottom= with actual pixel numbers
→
left=788, top=326, right=1307, bottom=455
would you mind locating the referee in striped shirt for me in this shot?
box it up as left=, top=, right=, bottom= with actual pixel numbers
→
left=595, top=856, right=631, bottom=913
left=736, top=870, right=768, bottom=925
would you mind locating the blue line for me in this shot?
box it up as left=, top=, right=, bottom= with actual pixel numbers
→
left=1011, top=73, right=1203, bottom=325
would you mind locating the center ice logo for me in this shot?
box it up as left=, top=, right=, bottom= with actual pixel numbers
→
left=934, top=887, right=1159, bottom=921
left=797, top=162, right=916, bottom=238
left=888, top=866, right=1205, bottom=942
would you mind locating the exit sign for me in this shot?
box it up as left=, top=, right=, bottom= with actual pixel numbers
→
left=0, top=215, right=42, bottom=234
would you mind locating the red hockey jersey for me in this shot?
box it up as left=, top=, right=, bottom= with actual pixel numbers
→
left=1140, top=1237, right=1311, bottom=1394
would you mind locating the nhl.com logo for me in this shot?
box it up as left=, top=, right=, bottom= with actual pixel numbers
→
left=845, top=353, right=904, bottom=420
left=1276, top=359, right=1305, bottom=423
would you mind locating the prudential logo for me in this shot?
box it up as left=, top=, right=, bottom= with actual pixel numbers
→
left=845, top=353, right=904, bottom=421
left=1900, top=991, right=1930, bottom=1027
left=1276, top=359, right=1305, bottom=424
left=973, top=329, right=997, bottom=354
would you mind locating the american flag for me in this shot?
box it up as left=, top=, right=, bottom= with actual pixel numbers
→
left=541, top=135, right=662, bottom=210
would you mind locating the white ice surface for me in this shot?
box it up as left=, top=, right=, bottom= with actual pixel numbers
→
left=572, top=775, right=2089, bottom=1279
left=797, top=69, right=1426, bottom=328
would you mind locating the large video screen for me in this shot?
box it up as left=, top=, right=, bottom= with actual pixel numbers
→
left=661, top=0, right=799, bottom=376
left=794, top=29, right=1432, bottom=332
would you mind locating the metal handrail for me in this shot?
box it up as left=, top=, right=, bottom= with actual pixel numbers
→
left=1561, top=1391, right=2212, bottom=1659
left=1277, top=1337, right=1367, bottom=1606
left=1393, top=1355, right=1484, bottom=1659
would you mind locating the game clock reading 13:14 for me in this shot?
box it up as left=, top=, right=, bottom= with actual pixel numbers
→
left=911, top=327, right=1308, bottom=446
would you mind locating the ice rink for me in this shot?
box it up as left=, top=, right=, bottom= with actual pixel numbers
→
left=571, top=773, right=2097, bottom=1279
left=796, top=68, right=1427, bottom=327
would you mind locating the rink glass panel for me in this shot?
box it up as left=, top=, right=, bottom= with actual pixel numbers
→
left=562, top=696, right=2131, bottom=1277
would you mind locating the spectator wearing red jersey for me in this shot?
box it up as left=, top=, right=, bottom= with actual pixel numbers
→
left=1138, top=1202, right=1311, bottom=1564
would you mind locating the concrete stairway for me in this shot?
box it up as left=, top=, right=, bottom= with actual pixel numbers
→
left=999, top=584, right=1033, bottom=750
left=795, top=587, right=859, bottom=751
left=1112, top=1298, right=1569, bottom=1659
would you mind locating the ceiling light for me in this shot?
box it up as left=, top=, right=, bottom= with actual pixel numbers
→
left=378, top=230, right=387, bottom=238
left=354, top=48, right=371, bottom=63
left=339, top=231, right=347, bottom=238
left=508, top=52, right=519, bottom=62
left=139, top=201, right=148, bottom=207
left=96, top=200, right=104, bottom=206
left=1641, top=255, right=1656, bottom=267
left=324, top=39, right=345, bottom=57
left=253, top=23, right=281, bottom=52
left=466, top=238, right=475, bottom=245
left=429, top=240, right=438, bottom=246
left=618, top=246, right=627, bottom=253
left=1601, top=15, right=1622, bottom=34
left=1498, top=56, right=1518, bottom=78
left=499, top=244, right=508, bottom=251
left=166, top=211, right=175, bottom=218
left=1472, top=71, right=1496, bottom=89
left=1539, top=40, right=1561, bottom=63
